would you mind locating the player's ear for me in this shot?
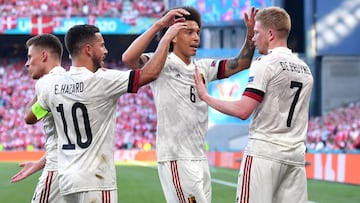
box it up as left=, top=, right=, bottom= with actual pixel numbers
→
left=268, top=28, right=275, bottom=41
left=172, top=36, right=178, bottom=45
left=41, top=50, right=48, bottom=62
left=84, top=43, right=92, bottom=57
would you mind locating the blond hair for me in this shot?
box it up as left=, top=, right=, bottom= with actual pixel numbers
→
left=255, top=7, right=291, bottom=39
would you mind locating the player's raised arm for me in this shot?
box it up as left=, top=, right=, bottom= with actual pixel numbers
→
left=122, top=8, right=190, bottom=69
left=223, top=7, right=258, bottom=77
left=137, top=21, right=188, bottom=87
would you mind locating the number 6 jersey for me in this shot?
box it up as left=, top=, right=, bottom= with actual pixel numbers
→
left=148, top=52, right=225, bottom=162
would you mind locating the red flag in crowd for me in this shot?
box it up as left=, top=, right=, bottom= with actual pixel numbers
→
left=1, top=16, right=17, bottom=30
left=31, top=16, right=54, bottom=35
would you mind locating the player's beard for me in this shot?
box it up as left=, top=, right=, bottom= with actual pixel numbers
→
left=92, top=56, right=103, bottom=71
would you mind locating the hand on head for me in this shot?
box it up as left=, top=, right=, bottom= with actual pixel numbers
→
left=162, top=20, right=188, bottom=40
left=159, top=8, right=190, bottom=28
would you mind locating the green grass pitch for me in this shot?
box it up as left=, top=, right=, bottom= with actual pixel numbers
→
left=0, top=161, right=359, bottom=203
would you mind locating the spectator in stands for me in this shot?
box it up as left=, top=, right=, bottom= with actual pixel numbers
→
left=0, top=0, right=165, bottom=18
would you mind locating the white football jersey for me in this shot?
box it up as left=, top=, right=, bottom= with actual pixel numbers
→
left=37, top=66, right=139, bottom=195
left=35, top=66, right=66, bottom=171
left=149, top=52, right=227, bottom=162
left=243, top=47, right=313, bottom=165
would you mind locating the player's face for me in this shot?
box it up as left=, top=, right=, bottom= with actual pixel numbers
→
left=91, top=33, right=108, bottom=70
left=172, top=20, right=200, bottom=62
left=25, top=45, right=47, bottom=79
left=252, top=21, right=269, bottom=55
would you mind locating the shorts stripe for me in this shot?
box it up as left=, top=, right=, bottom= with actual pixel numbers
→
left=40, top=171, right=54, bottom=203
left=102, top=190, right=110, bottom=203
left=240, top=155, right=253, bottom=203
left=170, top=161, right=186, bottom=203
left=39, top=171, right=54, bottom=203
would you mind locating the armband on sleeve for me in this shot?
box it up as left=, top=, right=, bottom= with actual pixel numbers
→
left=31, top=102, right=48, bottom=120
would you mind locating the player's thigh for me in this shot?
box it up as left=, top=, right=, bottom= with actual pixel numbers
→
left=158, top=160, right=211, bottom=203
left=62, top=190, right=117, bottom=203
left=235, top=155, right=277, bottom=203
left=32, top=170, right=65, bottom=203
left=274, top=165, right=307, bottom=203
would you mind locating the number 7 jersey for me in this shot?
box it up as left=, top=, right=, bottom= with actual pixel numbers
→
left=243, top=47, right=313, bottom=166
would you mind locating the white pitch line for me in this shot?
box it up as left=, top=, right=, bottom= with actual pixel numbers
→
left=211, top=178, right=237, bottom=187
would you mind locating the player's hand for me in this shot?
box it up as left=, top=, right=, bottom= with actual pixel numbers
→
left=162, top=21, right=188, bottom=41
left=11, top=161, right=41, bottom=183
left=157, top=8, right=190, bottom=28
left=194, top=66, right=207, bottom=100
left=243, top=7, right=258, bottom=40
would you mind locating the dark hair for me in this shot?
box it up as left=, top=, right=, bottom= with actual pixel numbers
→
left=26, top=33, right=63, bottom=60
left=65, top=24, right=100, bottom=57
left=158, top=6, right=201, bottom=51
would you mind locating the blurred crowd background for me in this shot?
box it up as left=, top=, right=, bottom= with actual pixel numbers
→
left=0, top=0, right=165, bottom=18
left=0, top=0, right=359, bottom=153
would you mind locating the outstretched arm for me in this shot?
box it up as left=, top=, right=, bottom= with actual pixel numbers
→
left=224, top=7, right=258, bottom=77
left=11, top=155, right=46, bottom=183
left=194, top=66, right=258, bottom=119
left=137, top=22, right=188, bottom=87
left=122, top=8, right=190, bottom=69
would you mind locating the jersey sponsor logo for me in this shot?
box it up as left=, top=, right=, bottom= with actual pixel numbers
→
left=248, top=76, right=254, bottom=83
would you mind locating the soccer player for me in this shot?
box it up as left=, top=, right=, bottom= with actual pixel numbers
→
left=33, top=23, right=185, bottom=203
left=194, top=7, right=314, bottom=203
left=11, top=34, right=66, bottom=203
left=122, top=6, right=257, bottom=203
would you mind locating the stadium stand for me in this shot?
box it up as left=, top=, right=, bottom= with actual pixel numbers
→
left=307, top=101, right=360, bottom=152
left=0, top=0, right=165, bottom=18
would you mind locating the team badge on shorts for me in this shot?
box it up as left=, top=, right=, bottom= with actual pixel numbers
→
left=188, top=195, right=197, bottom=203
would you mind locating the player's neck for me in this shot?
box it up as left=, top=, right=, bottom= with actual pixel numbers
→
left=173, top=51, right=191, bottom=65
left=72, top=57, right=96, bottom=72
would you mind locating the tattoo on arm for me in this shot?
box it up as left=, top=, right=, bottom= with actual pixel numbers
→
left=227, top=39, right=255, bottom=70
